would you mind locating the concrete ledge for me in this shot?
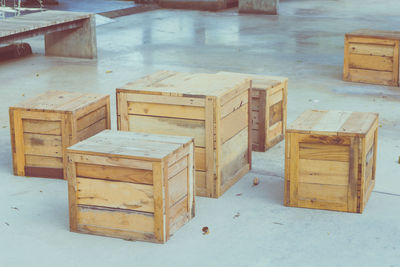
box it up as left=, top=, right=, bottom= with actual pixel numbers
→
left=159, top=0, right=228, bottom=11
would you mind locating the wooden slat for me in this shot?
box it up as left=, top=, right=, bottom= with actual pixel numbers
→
left=205, top=96, right=215, bottom=197
left=169, top=196, right=189, bottom=235
left=269, top=101, right=282, bottom=126
left=267, top=121, right=283, bottom=142
left=24, top=133, right=62, bottom=157
left=152, top=162, right=166, bottom=243
left=220, top=104, right=248, bottom=144
left=70, top=153, right=153, bottom=170
left=393, top=41, right=399, bottom=86
left=297, top=183, right=348, bottom=206
left=298, top=134, right=351, bottom=146
left=298, top=159, right=349, bottom=186
left=126, top=93, right=205, bottom=107
left=128, top=115, right=205, bottom=147
left=76, top=106, right=107, bottom=132
left=268, top=90, right=283, bottom=106
left=168, top=169, right=188, bottom=206
left=77, top=206, right=154, bottom=234
left=349, top=53, right=393, bottom=71
left=76, top=177, right=154, bottom=212
left=168, top=156, right=188, bottom=178
left=76, top=163, right=153, bottom=185
left=289, top=133, right=299, bottom=206
left=23, top=119, right=61, bottom=135
left=348, top=137, right=360, bottom=213
left=67, top=155, right=78, bottom=231
left=339, top=112, right=378, bottom=136
left=195, top=147, right=206, bottom=172
left=348, top=43, right=394, bottom=57
left=128, top=102, right=205, bottom=120
left=117, top=92, right=129, bottom=131
left=347, top=68, right=394, bottom=86
left=299, top=143, right=349, bottom=162
left=346, top=36, right=396, bottom=45
left=220, top=127, right=249, bottom=185
left=255, top=89, right=266, bottom=152
left=195, top=171, right=206, bottom=195
left=220, top=90, right=248, bottom=118
left=11, top=109, right=25, bottom=176
left=76, top=118, right=107, bottom=142
left=77, top=225, right=156, bottom=243
left=25, top=155, right=62, bottom=168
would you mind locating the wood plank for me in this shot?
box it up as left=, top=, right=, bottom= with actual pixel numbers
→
left=340, top=112, right=378, bottom=136
left=349, top=54, right=393, bottom=71
left=25, top=155, right=62, bottom=168
left=298, top=134, right=351, bottom=146
left=299, top=143, right=350, bottom=162
left=252, top=110, right=260, bottom=130
left=11, top=110, right=25, bottom=176
left=76, top=106, right=107, bottom=132
left=267, top=121, right=283, bottom=142
left=24, top=133, right=62, bottom=157
left=346, top=36, right=396, bottom=45
left=169, top=196, right=189, bottom=235
left=220, top=164, right=250, bottom=196
left=268, top=90, right=283, bottom=106
left=346, top=68, right=394, bottom=85
left=70, top=153, right=153, bottom=170
left=77, top=225, right=157, bottom=243
left=24, top=167, right=63, bottom=179
left=256, top=89, right=266, bottom=152
left=343, top=36, right=350, bottom=80
left=297, top=199, right=348, bottom=212
left=187, top=145, right=195, bottom=219
left=23, top=119, right=61, bottom=135
left=61, top=114, right=70, bottom=180
left=76, top=163, right=153, bottom=185
left=298, top=159, right=349, bottom=186
left=128, top=102, right=205, bottom=120
left=168, top=168, right=188, bottom=206
left=269, top=101, right=282, bottom=126
left=348, top=137, right=360, bottom=213
left=77, top=206, right=154, bottom=234
left=221, top=103, right=248, bottom=144
left=168, top=156, right=188, bottom=179
left=128, top=115, right=206, bottom=147
left=205, top=96, right=215, bottom=197
left=393, top=41, right=399, bottom=86
left=284, top=132, right=291, bottom=206
left=117, top=92, right=129, bottom=131
left=67, top=155, right=78, bottom=231
left=77, top=177, right=154, bottom=212
left=126, top=93, right=205, bottom=107
left=214, top=98, right=222, bottom=197
left=195, top=171, right=206, bottom=195
left=220, top=127, right=249, bottom=186
left=194, top=147, right=206, bottom=172
left=297, top=183, right=348, bottom=205
left=349, top=43, right=394, bottom=57
left=76, top=118, right=107, bottom=142
left=220, top=90, right=248, bottom=119
left=152, top=162, right=166, bottom=243
left=289, top=133, right=299, bottom=206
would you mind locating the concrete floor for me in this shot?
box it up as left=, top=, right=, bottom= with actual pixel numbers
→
left=1, top=0, right=400, bottom=266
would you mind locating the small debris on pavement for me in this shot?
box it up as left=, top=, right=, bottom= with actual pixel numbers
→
left=273, top=222, right=283, bottom=225
left=236, top=193, right=242, bottom=196
left=253, top=177, right=260, bottom=186
left=233, top=212, right=240, bottom=219
left=11, top=207, right=19, bottom=211
left=5, top=222, right=9, bottom=226
left=106, top=70, right=113, bottom=73
left=202, top=226, right=209, bottom=235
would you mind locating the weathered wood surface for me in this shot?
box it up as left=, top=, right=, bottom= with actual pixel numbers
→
left=116, top=71, right=251, bottom=198
left=67, top=130, right=194, bottom=243
left=284, top=109, right=378, bottom=213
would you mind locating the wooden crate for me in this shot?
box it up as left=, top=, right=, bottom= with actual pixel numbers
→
left=343, top=29, right=400, bottom=86
left=284, top=110, right=378, bottom=213
left=217, top=71, right=288, bottom=152
left=66, top=130, right=195, bottom=243
left=9, top=90, right=110, bottom=179
left=116, top=71, right=252, bottom=198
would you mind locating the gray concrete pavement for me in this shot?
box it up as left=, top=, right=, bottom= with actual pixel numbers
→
left=0, top=0, right=399, bottom=266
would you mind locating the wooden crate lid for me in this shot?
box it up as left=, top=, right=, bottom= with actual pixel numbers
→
left=117, top=71, right=249, bottom=98
left=346, top=29, right=400, bottom=40
left=287, top=110, right=378, bottom=136
left=67, top=130, right=193, bottom=160
left=216, top=71, right=288, bottom=90
left=10, top=90, right=108, bottom=113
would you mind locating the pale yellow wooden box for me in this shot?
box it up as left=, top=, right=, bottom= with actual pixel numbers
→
left=66, top=130, right=195, bottom=243
left=284, top=110, right=378, bottom=213
left=217, top=71, right=288, bottom=152
left=9, top=90, right=110, bottom=179
left=343, top=29, right=400, bottom=86
left=116, top=71, right=252, bottom=198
